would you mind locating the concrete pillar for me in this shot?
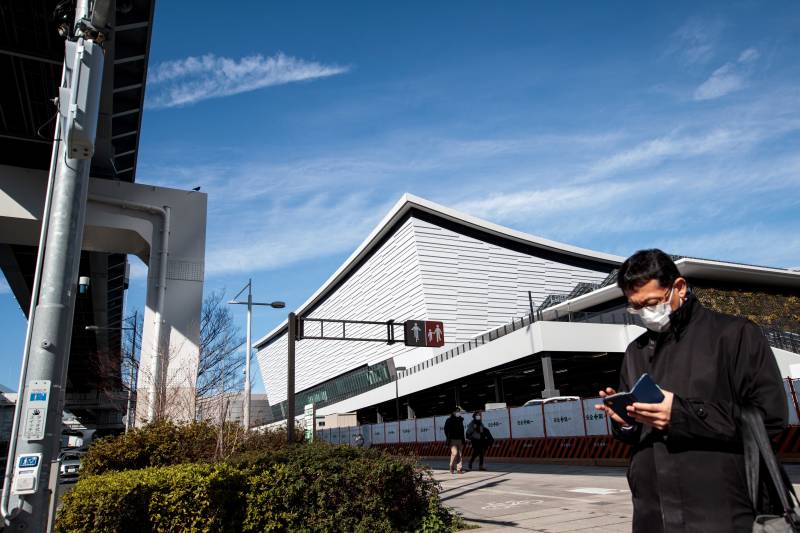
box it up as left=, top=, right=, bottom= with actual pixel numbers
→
left=0, top=168, right=207, bottom=425
left=541, top=355, right=560, bottom=398
left=494, top=375, right=504, bottom=403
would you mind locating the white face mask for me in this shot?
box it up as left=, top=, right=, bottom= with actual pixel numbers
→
left=628, top=288, right=674, bottom=332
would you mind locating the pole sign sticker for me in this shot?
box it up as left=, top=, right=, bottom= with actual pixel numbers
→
left=403, top=320, right=445, bottom=347
left=304, top=404, right=315, bottom=443
left=23, top=380, right=50, bottom=441
left=12, top=453, right=42, bottom=495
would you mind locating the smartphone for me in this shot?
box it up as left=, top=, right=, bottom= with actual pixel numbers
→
left=603, top=392, right=637, bottom=425
left=603, top=373, right=664, bottom=426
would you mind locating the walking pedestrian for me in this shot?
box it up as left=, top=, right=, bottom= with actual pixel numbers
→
left=444, top=407, right=466, bottom=474
left=466, top=412, right=495, bottom=471
left=595, top=249, right=787, bottom=533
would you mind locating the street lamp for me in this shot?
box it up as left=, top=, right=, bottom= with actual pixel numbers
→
left=228, top=279, right=285, bottom=430
left=395, top=366, right=407, bottom=422
left=85, top=310, right=139, bottom=432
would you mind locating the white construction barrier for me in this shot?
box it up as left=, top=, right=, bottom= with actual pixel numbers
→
left=509, top=405, right=545, bottom=439
left=400, top=420, right=416, bottom=443
left=416, top=417, right=436, bottom=442
left=482, top=408, right=511, bottom=439
left=582, top=398, right=610, bottom=436
left=321, top=379, right=800, bottom=446
left=371, top=423, right=385, bottom=445
left=385, top=421, right=400, bottom=444
left=544, top=400, right=583, bottom=437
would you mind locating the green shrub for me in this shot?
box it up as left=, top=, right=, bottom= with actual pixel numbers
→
left=55, top=463, right=247, bottom=533
left=58, top=443, right=461, bottom=532
left=81, top=421, right=300, bottom=476
left=81, top=420, right=218, bottom=476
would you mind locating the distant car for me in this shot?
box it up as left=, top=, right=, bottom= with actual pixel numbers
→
left=523, top=396, right=580, bottom=406
left=59, top=451, right=84, bottom=481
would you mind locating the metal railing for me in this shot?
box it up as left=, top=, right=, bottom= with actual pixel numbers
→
left=762, top=326, right=800, bottom=354
left=403, top=305, right=799, bottom=379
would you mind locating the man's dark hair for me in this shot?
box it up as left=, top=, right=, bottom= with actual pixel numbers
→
left=617, top=249, right=681, bottom=293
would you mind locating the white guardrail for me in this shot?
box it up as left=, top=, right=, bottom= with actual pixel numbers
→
left=317, top=379, right=800, bottom=445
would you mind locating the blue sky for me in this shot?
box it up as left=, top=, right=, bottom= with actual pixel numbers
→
left=2, top=1, right=800, bottom=392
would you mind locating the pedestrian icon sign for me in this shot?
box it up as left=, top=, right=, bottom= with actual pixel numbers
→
left=404, top=320, right=426, bottom=347
left=403, top=320, right=445, bottom=347
left=426, top=321, right=445, bottom=347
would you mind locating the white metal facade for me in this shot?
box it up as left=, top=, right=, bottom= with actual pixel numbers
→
left=257, top=211, right=611, bottom=406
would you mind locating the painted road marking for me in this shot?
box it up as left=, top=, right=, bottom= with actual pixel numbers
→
left=482, top=488, right=598, bottom=503
left=568, top=487, right=629, bottom=495
left=481, top=499, right=543, bottom=510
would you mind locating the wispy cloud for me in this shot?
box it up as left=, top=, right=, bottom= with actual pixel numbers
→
left=667, top=18, right=724, bottom=65
left=204, top=193, right=392, bottom=276
left=658, top=226, right=800, bottom=269
left=694, top=47, right=760, bottom=101
left=137, top=75, right=800, bottom=278
left=589, top=129, right=747, bottom=177
left=453, top=180, right=648, bottom=225
left=147, top=52, right=349, bottom=109
left=0, top=275, right=10, bottom=295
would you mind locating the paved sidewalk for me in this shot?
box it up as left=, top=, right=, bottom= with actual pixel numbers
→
left=430, top=462, right=800, bottom=532
left=429, top=462, right=633, bottom=532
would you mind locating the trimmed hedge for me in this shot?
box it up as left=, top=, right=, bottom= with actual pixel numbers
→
left=57, top=444, right=460, bottom=532
left=81, top=421, right=300, bottom=476
left=80, top=421, right=217, bottom=476
left=55, top=462, right=246, bottom=533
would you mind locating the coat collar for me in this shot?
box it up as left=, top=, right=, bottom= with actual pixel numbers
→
left=667, top=291, right=699, bottom=337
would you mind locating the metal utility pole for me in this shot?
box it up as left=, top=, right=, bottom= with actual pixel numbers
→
left=2, top=1, right=108, bottom=529
left=394, top=366, right=406, bottom=421
left=287, top=312, right=297, bottom=443
left=228, top=282, right=284, bottom=430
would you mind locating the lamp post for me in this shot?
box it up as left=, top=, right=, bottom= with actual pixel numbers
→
left=85, top=310, right=138, bottom=432
left=228, top=279, right=285, bottom=430
left=395, top=366, right=407, bottom=422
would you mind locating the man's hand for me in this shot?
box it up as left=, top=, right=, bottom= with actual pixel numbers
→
left=595, top=387, right=628, bottom=426
left=628, top=390, right=674, bottom=430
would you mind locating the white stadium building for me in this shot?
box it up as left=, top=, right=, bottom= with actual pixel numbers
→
left=255, top=194, right=800, bottom=431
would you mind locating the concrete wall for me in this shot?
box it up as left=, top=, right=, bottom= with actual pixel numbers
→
left=0, top=165, right=206, bottom=422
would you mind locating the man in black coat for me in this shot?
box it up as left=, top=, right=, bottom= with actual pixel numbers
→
left=596, top=249, right=787, bottom=533
left=444, top=408, right=466, bottom=474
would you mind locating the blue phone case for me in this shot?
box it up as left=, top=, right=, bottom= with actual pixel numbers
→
left=603, top=373, right=664, bottom=425
left=630, top=373, right=665, bottom=404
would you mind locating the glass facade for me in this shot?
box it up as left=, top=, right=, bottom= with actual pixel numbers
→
left=271, top=361, right=392, bottom=421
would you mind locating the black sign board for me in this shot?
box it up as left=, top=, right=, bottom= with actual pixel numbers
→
left=403, top=320, right=445, bottom=347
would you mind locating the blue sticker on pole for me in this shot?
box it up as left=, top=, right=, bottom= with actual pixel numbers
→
left=29, top=392, right=46, bottom=402
left=19, top=456, right=39, bottom=468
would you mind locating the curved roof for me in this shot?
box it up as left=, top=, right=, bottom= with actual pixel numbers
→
left=254, top=193, right=625, bottom=349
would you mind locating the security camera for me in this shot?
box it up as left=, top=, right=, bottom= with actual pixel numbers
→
left=78, top=276, right=90, bottom=295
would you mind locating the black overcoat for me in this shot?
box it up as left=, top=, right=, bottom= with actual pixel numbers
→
left=612, top=293, right=788, bottom=533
